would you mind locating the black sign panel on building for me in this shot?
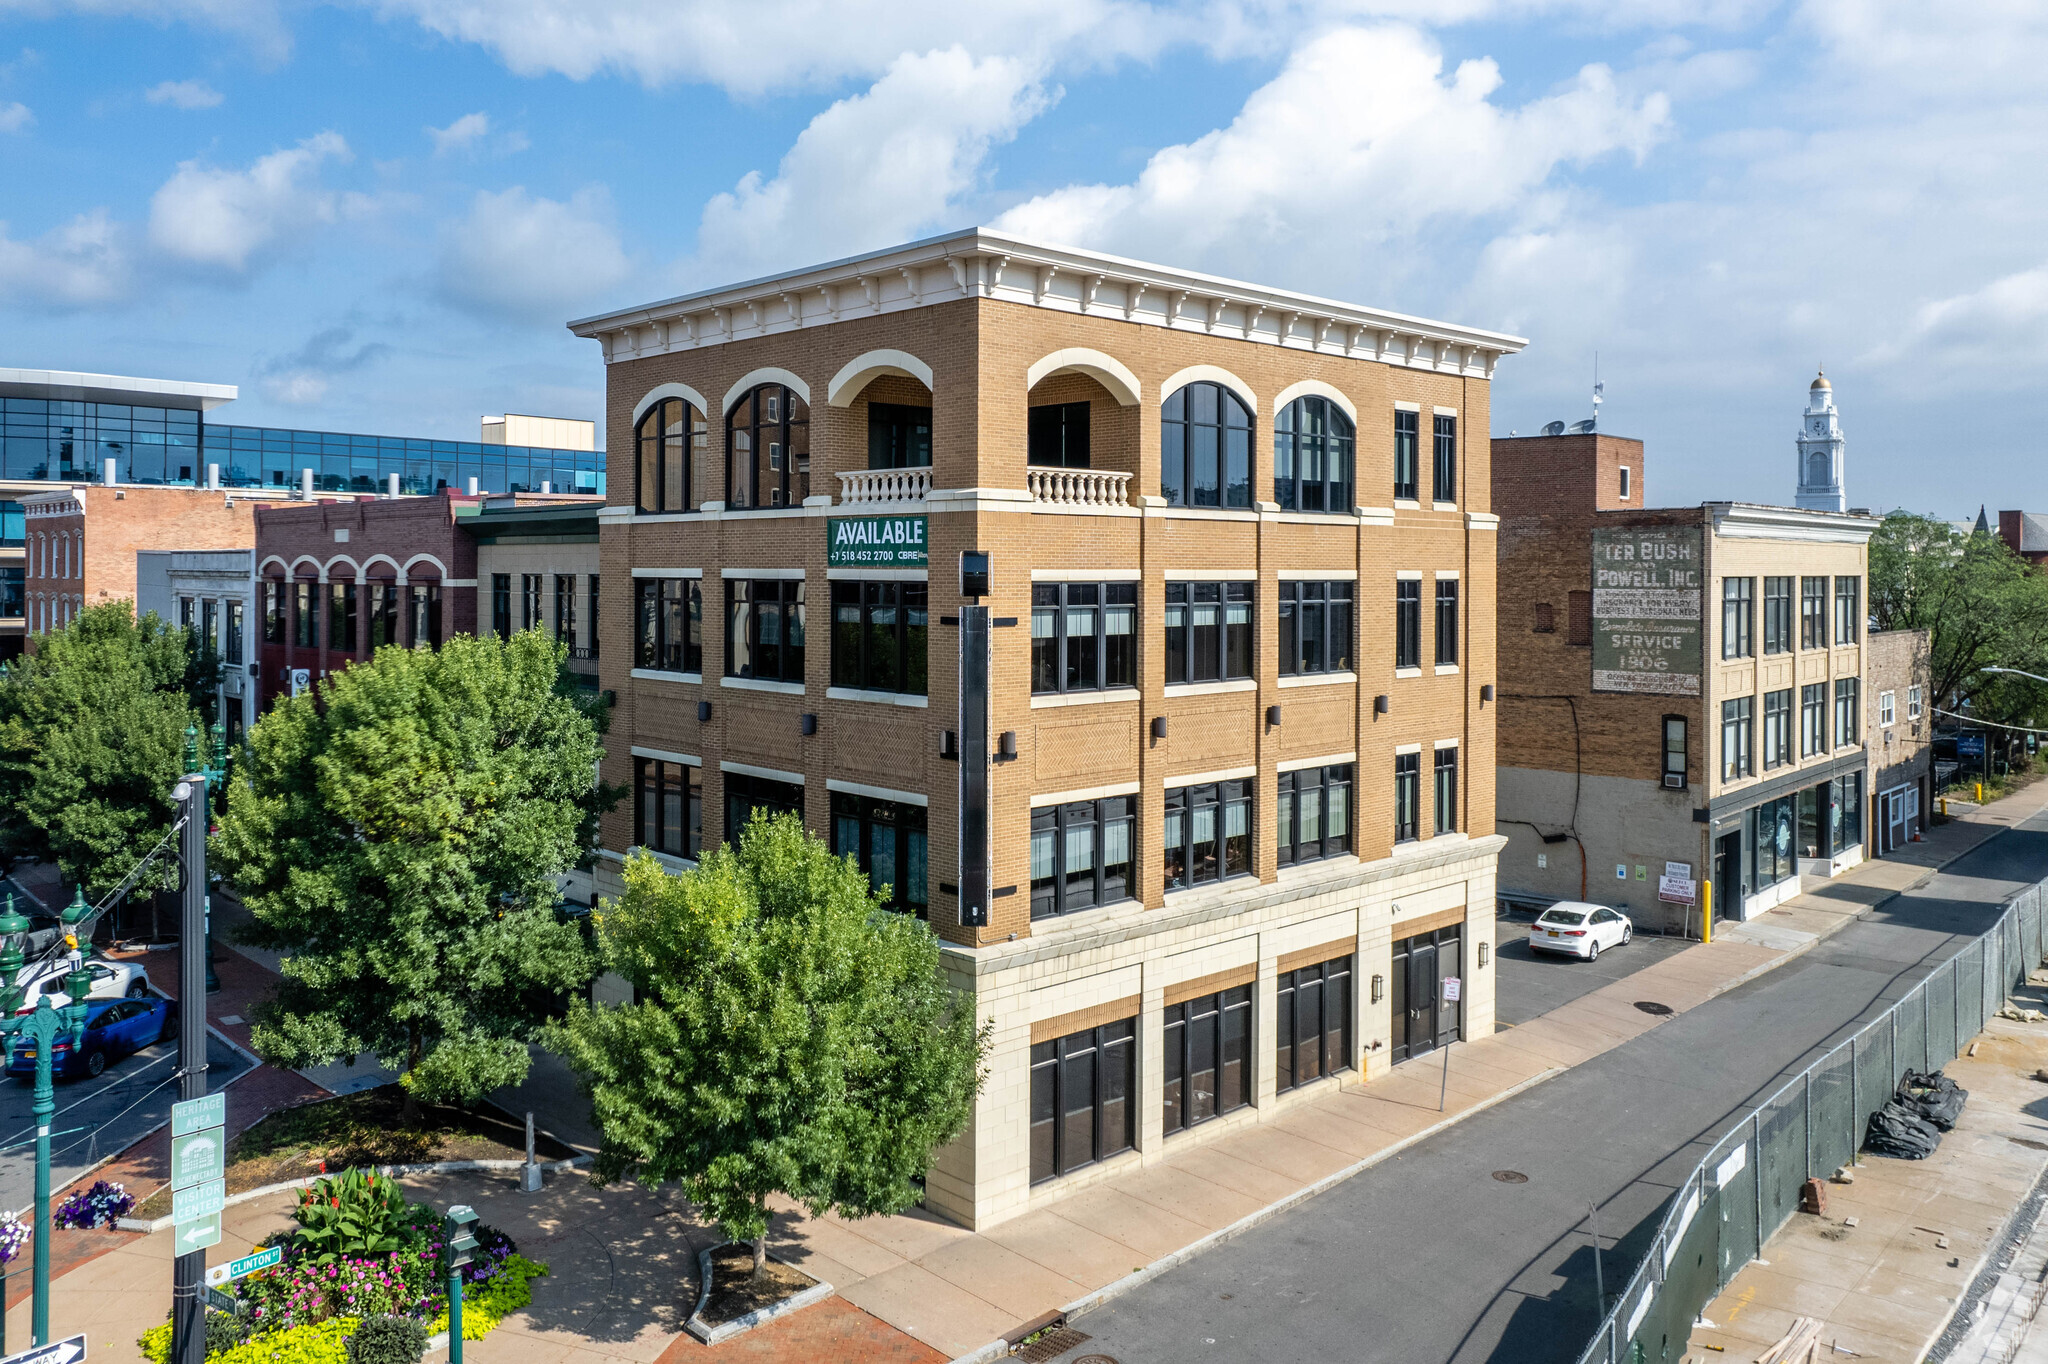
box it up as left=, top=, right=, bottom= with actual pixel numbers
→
left=958, top=604, right=990, bottom=928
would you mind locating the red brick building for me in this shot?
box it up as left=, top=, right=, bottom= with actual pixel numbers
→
left=1997, top=510, right=2048, bottom=565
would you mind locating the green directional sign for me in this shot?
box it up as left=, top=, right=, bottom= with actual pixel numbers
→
left=177, top=1209, right=222, bottom=1251
left=172, top=1093, right=225, bottom=1137
left=206, top=1286, right=238, bottom=1313
left=211, top=1245, right=282, bottom=1283
left=171, top=1129, right=224, bottom=1191
left=173, top=1177, right=226, bottom=1225
left=827, top=514, right=927, bottom=568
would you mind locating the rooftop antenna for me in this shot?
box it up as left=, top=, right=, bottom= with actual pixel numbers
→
left=1591, top=353, right=1603, bottom=431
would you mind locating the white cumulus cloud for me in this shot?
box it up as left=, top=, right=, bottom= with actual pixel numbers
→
left=693, top=47, right=1052, bottom=281
left=995, top=25, right=1668, bottom=286
left=0, top=208, right=129, bottom=305
left=427, top=110, right=489, bottom=154
left=0, top=101, right=31, bottom=133
left=145, top=78, right=223, bottom=108
left=147, top=130, right=353, bottom=270
left=436, top=184, right=632, bottom=320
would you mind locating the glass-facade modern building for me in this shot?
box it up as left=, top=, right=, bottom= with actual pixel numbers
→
left=0, top=369, right=602, bottom=496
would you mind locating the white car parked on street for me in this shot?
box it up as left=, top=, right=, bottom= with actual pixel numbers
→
left=9, top=957, right=152, bottom=1012
left=1528, top=902, right=1633, bottom=961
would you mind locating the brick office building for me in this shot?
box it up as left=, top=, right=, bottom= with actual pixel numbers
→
left=569, top=229, right=1523, bottom=1229
left=1493, top=431, right=1878, bottom=930
left=21, top=483, right=295, bottom=648
left=1866, top=628, right=1932, bottom=852
left=253, top=491, right=603, bottom=711
left=1997, top=510, right=2048, bottom=566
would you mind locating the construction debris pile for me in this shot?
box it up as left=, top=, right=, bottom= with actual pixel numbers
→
left=1862, top=1069, right=1969, bottom=1160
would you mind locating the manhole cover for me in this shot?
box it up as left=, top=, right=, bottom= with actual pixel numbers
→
left=1073, top=1357, right=1121, bottom=1364
left=1634, top=1001, right=1675, bottom=1016
left=1015, top=1327, right=1091, bottom=1362
left=2011, top=1137, right=2048, bottom=1151
left=1492, top=1170, right=1530, bottom=1183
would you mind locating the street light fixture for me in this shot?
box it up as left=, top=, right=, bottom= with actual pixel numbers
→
left=1982, top=665, right=2048, bottom=687
left=0, top=891, right=93, bottom=1347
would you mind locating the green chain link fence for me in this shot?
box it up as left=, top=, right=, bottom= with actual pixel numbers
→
left=1572, top=880, right=2047, bottom=1364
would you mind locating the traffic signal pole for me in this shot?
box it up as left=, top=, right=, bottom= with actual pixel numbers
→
left=170, top=769, right=210, bottom=1364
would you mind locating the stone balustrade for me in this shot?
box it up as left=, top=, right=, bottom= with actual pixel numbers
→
left=1026, top=468, right=1133, bottom=509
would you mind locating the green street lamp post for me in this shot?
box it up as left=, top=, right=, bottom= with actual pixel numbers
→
left=444, top=1205, right=479, bottom=1364
left=0, top=891, right=94, bottom=1346
left=185, top=724, right=227, bottom=995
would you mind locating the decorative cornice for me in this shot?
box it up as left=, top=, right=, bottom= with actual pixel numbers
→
left=1707, top=502, right=1878, bottom=545
left=569, top=229, right=1525, bottom=381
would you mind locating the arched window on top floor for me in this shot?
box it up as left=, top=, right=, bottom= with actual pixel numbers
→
left=1161, top=382, right=1252, bottom=510
left=727, top=384, right=810, bottom=510
left=1274, top=396, right=1355, bottom=514
left=636, top=397, right=707, bottom=514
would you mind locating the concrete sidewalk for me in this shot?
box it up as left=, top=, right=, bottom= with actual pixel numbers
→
left=1686, top=999, right=2048, bottom=1361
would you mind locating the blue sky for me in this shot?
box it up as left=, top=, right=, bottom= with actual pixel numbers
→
left=0, top=0, right=2040, bottom=516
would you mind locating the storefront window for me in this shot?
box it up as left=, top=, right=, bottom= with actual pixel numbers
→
left=1030, top=1019, right=1135, bottom=1184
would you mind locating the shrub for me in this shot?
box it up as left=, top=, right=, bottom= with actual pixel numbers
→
left=141, top=1316, right=357, bottom=1364
left=293, top=1170, right=412, bottom=1265
left=241, top=1253, right=439, bottom=1332
left=54, top=1179, right=135, bottom=1229
left=206, top=1307, right=255, bottom=1355
left=345, top=1314, right=427, bottom=1364
left=430, top=1255, right=548, bottom=1340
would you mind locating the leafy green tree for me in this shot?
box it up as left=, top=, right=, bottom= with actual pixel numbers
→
left=0, top=603, right=214, bottom=894
left=1868, top=511, right=2048, bottom=726
left=217, top=631, right=602, bottom=1120
left=548, top=813, right=985, bottom=1280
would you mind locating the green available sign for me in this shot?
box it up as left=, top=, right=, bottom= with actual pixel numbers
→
left=828, top=515, right=927, bottom=568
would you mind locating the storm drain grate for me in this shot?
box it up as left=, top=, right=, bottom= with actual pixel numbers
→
left=1014, top=1327, right=1092, bottom=1362
left=1492, top=1170, right=1530, bottom=1183
left=1634, top=1001, right=1675, bottom=1016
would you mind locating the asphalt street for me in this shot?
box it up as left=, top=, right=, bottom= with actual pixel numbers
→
left=0, top=1025, right=250, bottom=1218
left=1072, top=811, right=2048, bottom=1364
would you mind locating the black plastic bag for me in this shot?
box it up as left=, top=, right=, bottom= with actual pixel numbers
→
left=1898, top=1069, right=1968, bottom=1131
left=1864, top=1100, right=1942, bottom=1159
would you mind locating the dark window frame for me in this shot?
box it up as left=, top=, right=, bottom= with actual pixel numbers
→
left=1163, top=985, right=1252, bottom=1136
left=1164, top=581, right=1253, bottom=685
left=1834, top=677, right=1859, bottom=749
left=1029, top=1019, right=1136, bottom=1185
left=521, top=574, right=542, bottom=631
left=554, top=574, right=576, bottom=647
left=1275, top=954, right=1353, bottom=1094
left=1278, top=764, right=1352, bottom=866
left=1431, top=413, right=1456, bottom=503
left=1762, top=688, right=1792, bottom=769
left=293, top=582, right=316, bottom=648
left=1277, top=580, right=1354, bottom=677
left=635, top=758, right=702, bottom=861
left=1722, top=577, right=1754, bottom=659
left=1801, top=682, right=1827, bottom=757
left=225, top=599, right=243, bottom=665
left=637, top=577, right=703, bottom=675
left=726, top=384, right=810, bottom=510
left=1031, top=581, right=1136, bottom=694
left=1393, top=410, right=1420, bottom=501
left=327, top=581, right=357, bottom=653
left=1662, top=715, right=1687, bottom=788
left=635, top=396, right=706, bottom=515
left=1163, top=781, right=1251, bottom=891
left=1722, top=696, right=1753, bottom=779
left=1030, top=796, right=1135, bottom=920
left=263, top=581, right=284, bottom=643
left=831, top=579, right=929, bottom=696
left=1762, top=576, right=1793, bottom=655
left=832, top=791, right=928, bottom=917
left=1395, top=579, right=1422, bottom=670
left=724, top=772, right=803, bottom=845
left=869, top=402, right=933, bottom=470
left=1272, top=395, right=1354, bottom=513
left=1834, top=576, right=1860, bottom=645
left=1801, top=576, right=1829, bottom=649
left=1027, top=401, right=1090, bottom=469
left=1434, top=747, right=1458, bottom=834
left=1160, top=382, right=1253, bottom=510
left=1395, top=752, right=1420, bottom=842
left=491, top=573, right=512, bottom=639
left=725, top=578, right=806, bottom=684
left=1434, top=578, right=1459, bottom=667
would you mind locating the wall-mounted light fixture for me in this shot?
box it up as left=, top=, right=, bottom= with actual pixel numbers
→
left=1370, top=973, right=1385, bottom=1003
left=1150, top=716, right=1168, bottom=740
left=696, top=701, right=712, bottom=723
left=998, top=730, right=1017, bottom=759
left=939, top=729, right=959, bottom=760
left=800, top=713, right=818, bottom=737
left=1374, top=694, right=1390, bottom=716
left=1481, top=684, right=1495, bottom=704
left=1478, top=941, right=1491, bottom=968
left=1266, top=705, right=1283, bottom=728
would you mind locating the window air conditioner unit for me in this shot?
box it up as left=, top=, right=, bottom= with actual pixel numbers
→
left=1662, top=774, right=1685, bottom=789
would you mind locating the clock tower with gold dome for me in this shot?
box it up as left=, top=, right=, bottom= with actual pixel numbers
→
left=1795, top=369, right=1846, bottom=512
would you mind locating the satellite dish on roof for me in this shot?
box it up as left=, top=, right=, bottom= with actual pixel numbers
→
left=1543, top=420, right=1567, bottom=436
left=1568, top=419, right=1596, bottom=434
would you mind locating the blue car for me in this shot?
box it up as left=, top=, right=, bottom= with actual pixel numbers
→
left=6, top=995, right=174, bottom=1080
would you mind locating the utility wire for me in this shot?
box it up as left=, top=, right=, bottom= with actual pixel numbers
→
left=1934, top=707, right=2048, bottom=736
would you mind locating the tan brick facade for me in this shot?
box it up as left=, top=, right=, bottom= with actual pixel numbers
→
left=576, top=233, right=1518, bottom=1229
